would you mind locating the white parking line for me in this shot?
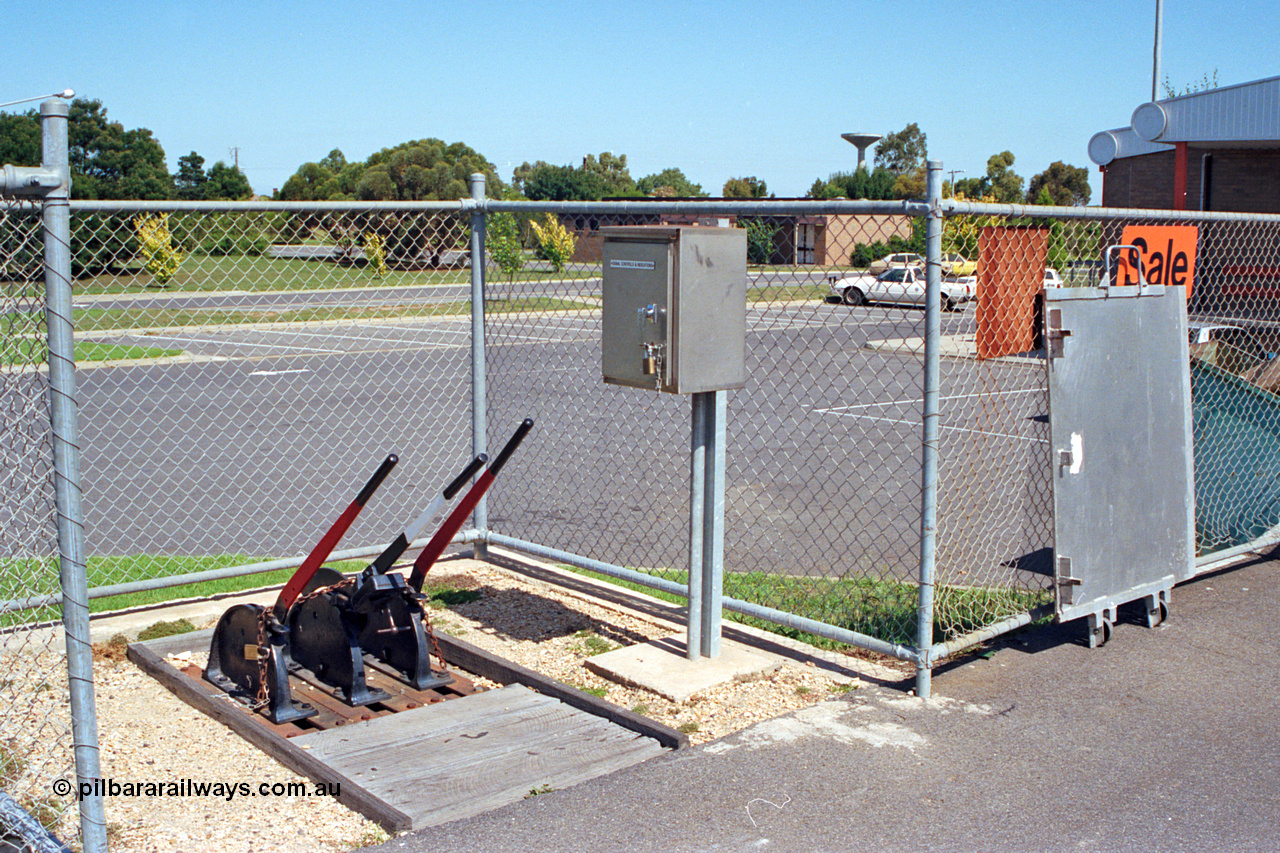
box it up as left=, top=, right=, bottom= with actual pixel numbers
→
left=249, top=327, right=468, bottom=347
left=815, top=387, right=1042, bottom=415
left=125, top=334, right=344, bottom=354
left=822, top=412, right=1048, bottom=444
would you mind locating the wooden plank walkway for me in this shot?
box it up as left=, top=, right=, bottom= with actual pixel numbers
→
left=129, top=627, right=682, bottom=832
left=292, top=684, right=666, bottom=827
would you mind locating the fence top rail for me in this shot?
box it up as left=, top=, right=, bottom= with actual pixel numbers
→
left=67, top=199, right=467, bottom=214
left=59, top=198, right=927, bottom=217
left=38, top=197, right=1280, bottom=224
left=942, top=198, right=1280, bottom=224
left=483, top=198, right=925, bottom=217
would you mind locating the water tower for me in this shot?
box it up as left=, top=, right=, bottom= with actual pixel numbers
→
left=841, top=132, right=881, bottom=171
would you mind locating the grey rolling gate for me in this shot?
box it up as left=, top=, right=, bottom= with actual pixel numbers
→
left=1044, top=282, right=1196, bottom=647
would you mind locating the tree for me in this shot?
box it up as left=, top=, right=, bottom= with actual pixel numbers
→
left=134, top=214, right=183, bottom=284
left=636, top=167, right=705, bottom=197
left=874, top=123, right=927, bottom=175
left=0, top=110, right=40, bottom=167
left=722, top=176, right=769, bottom=198
left=955, top=151, right=1025, bottom=204
left=486, top=212, right=525, bottom=279
left=281, top=140, right=498, bottom=203
left=204, top=160, right=253, bottom=200
left=521, top=163, right=607, bottom=201
left=1, top=99, right=172, bottom=199
left=738, top=218, right=777, bottom=264
left=1025, top=161, right=1091, bottom=206
left=809, top=168, right=897, bottom=200
left=512, top=160, right=549, bottom=195
left=318, top=148, right=347, bottom=174
left=67, top=99, right=172, bottom=200
left=357, top=138, right=502, bottom=201
left=279, top=161, right=336, bottom=201
left=582, top=152, right=638, bottom=197
left=174, top=152, right=208, bottom=200
left=529, top=213, right=575, bottom=273
left=953, top=176, right=986, bottom=199
left=985, top=151, right=1024, bottom=204
left=892, top=168, right=927, bottom=200
left=2, top=99, right=174, bottom=274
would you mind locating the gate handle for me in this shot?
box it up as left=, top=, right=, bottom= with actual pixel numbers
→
left=1104, top=244, right=1146, bottom=293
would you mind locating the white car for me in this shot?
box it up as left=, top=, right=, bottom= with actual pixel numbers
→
left=1188, top=323, right=1269, bottom=362
left=868, top=252, right=924, bottom=276
left=1044, top=267, right=1063, bottom=287
left=829, top=266, right=973, bottom=311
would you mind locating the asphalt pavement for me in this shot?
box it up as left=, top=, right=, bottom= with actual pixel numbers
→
left=370, top=552, right=1280, bottom=853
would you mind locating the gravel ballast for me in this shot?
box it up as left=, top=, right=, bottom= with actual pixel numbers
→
left=60, top=551, right=902, bottom=851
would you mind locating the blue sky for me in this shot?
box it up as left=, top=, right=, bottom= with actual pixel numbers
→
left=7, top=0, right=1276, bottom=200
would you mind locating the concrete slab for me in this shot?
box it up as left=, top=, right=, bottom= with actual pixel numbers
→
left=584, top=633, right=781, bottom=702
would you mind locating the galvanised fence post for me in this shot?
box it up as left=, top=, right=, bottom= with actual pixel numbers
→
left=916, top=160, right=944, bottom=700
left=469, top=174, right=489, bottom=556
left=42, top=99, right=107, bottom=852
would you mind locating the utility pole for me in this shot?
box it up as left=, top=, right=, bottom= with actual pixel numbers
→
left=229, top=146, right=241, bottom=170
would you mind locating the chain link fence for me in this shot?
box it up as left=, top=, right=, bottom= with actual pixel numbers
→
left=486, top=207, right=941, bottom=650
left=5, top=181, right=1280, bottom=848
left=0, top=198, right=79, bottom=846
left=48, top=197, right=1280, bottom=658
left=71, top=204, right=480, bottom=603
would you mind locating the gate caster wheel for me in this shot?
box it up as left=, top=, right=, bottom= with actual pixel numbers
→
left=1087, top=611, right=1113, bottom=649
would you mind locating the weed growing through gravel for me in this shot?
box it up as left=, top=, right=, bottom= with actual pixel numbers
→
left=425, top=587, right=483, bottom=607
left=0, top=742, right=25, bottom=787
left=571, top=630, right=615, bottom=657
left=23, top=797, right=61, bottom=833
left=136, top=618, right=196, bottom=641
left=93, top=634, right=131, bottom=663
left=356, top=825, right=390, bottom=847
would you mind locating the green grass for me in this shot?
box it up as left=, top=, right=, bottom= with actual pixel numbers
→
left=0, top=554, right=380, bottom=627
left=747, top=283, right=830, bottom=303
left=77, top=296, right=589, bottom=334
left=75, top=254, right=600, bottom=296
left=1, top=338, right=182, bottom=367
left=421, top=584, right=482, bottom=607
left=557, top=564, right=1051, bottom=649
left=571, top=630, right=616, bottom=657
left=135, top=618, right=196, bottom=641
left=0, top=553, right=495, bottom=628
left=77, top=341, right=183, bottom=361
left=3, top=551, right=1049, bottom=653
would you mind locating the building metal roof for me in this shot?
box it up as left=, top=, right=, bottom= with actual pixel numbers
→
left=1089, top=75, right=1280, bottom=165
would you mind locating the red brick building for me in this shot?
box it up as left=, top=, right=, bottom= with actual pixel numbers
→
left=1088, top=76, right=1280, bottom=213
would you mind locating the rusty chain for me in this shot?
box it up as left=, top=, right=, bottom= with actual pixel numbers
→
left=249, top=577, right=355, bottom=711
